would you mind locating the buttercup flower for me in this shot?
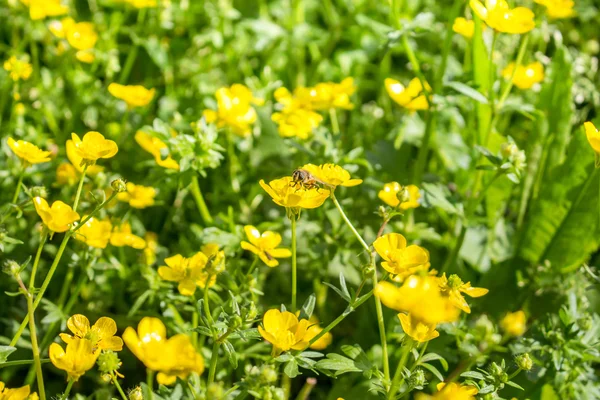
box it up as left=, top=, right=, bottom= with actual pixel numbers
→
left=33, top=197, right=80, bottom=233
left=258, top=309, right=310, bottom=356
left=584, top=122, right=600, bottom=153
left=203, top=84, right=262, bottom=137
left=417, top=382, right=478, bottom=400
left=501, top=310, right=527, bottom=337
left=59, top=314, right=123, bottom=351
left=373, top=233, right=430, bottom=279
left=438, top=273, right=489, bottom=313
left=241, top=225, right=291, bottom=268
left=48, top=17, right=75, bottom=38
left=66, top=139, right=104, bottom=175
left=299, top=164, right=362, bottom=188
left=260, top=177, right=330, bottom=210
left=470, top=0, right=535, bottom=34
left=398, top=313, right=439, bottom=343
left=308, top=78, right=356, bottom=110
left=134, top=131, right=179, bottom=170
left=49, top=337, right=99, bottom=381
left=117, top=183, right=157, bottom=209
left=501, top=62, right=544, bottom=89
left=56, top=163, right=79, bottom=186
left=158, top=253, right=212, bottom=296
left=108, top=83, right=155, bottom=108
left=7, top=137, right=51, bottom=165
left=272, top=107, right=323, bottom=140
left=305, top=316, right=332, bottom=350
left=534, top=0, right=575, bottom=19
left=74, top=216, right=113, bottom=249
left=66, top=22, right=98, bottom=51
left=110, top=222, right=146, bottom=249
left=20, top=0, right=68, bottom=20
left=385, top=78, right=431, bottom=111
left=0, top=382, right=37, bottom=400
left=452, top=17, right=477, bottom=39
left=378, top=182, right=420, bottom=209
left=70, top=132, right=118, bottom=166
left=3, top=56, right=33, bottom=81
left=76, top=50, right=95, bottom=63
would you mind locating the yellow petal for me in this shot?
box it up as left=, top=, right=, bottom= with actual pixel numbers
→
left=67, top=314, right=90, bottom=337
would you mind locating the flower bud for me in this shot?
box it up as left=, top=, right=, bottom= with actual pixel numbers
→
left=31, top=186, right=48, bottom=198
left=2, top=260, right=21, bottom=277
left=231, top=315, right=243, bottom=329
left=246, top=301, right=258, bottom=321
left=408, top=368, right=426, bottom=388
left=578, top=314, right=593, bottom=331
left=97, top=351, right=122, bottom=373
left=515, top=353, right=533, bottom=371
left=111, top=178, right=127, bottom=193
left=260, top=365, right=278, bottom=383
left=128, top=386, right=143, bottom=400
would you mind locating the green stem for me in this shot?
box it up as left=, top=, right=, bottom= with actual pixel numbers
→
left=397, top=341, right=429, bottom=398
left=72, top=165, right=88, bottom=212
left=27, top=295, right=46, bottom=400
left=12, top=170, right=24, bottom=204
left=295, top=378, right=316, bottom=400
left=330, top=193, right=369, bottom=252
left=246, top=256, right=259, bottom=275
left=495, top=34, right=530, bottom=112
left=507, top=368, right=522, bottom=381
left=146, top=368, right=154, bottom=392
left=111, top=372, right=128, bottom=400
left=192, top=306, right=199, bottom=348
left=29, top=230, right=48, bottom=291
left=60, top=380, right=74, bottom=400
left=0, top=359, right=50, bottom=369
left=190, top=175, right=214, bottom=225
left=208, top=340, right=219, bottom=385
left=329, top=108, right=340, bottom=135
left=387, top=340, right=413, bottom=400
left=371, top=251, right=390, bottom=383
left=291, top=216, right=298, bottom=311
left=282, top=374, right=291, bottom=400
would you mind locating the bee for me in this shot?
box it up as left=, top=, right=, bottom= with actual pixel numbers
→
left=291, top=168, right=324, bottom=191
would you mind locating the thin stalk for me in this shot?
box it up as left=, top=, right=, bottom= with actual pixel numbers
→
left=72, top=165, right=88, bottom=212
left=295, top=378, right=316, bottom=400
left=29, top=230, right=48, bottom=291
left=507, top=368, right=522, bottom=381
left=330, top=193, right=369, bottom=252
left=387, top=340, right=413, bottom=400
left=495, top=34, right=530, bottom=112
left=329, top=108, right=340, bottom=135
left=12, top=170, right=24, bottom=204
left=371, top=252, right=390, bottom=382
left=191, top=306, right=199, bottom=348
left=190, top=175, right=214, bottom=225
left=110, top=372, right=128, bottom=400
left=291, top=216, right=298, bottom=311
left=203, top=277, right=215, bottom=325
left=60, top=380, right=74, bottom=400
left=207, top=340, right=219, bottom=385
left=0, top=359, right=49, bottom=369
left=246, top=256, right=259, bottom=276
left=27, top=294, right=46, bottom=400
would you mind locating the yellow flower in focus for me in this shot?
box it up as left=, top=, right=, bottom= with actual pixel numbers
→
left=501, top=310, right=527, bottom=337
left=378, top=182, right=420, bottom=209
left=308, top=78, right=356, bottom=110
left=108, top=83, right=155, bottom=108
left=49, top=337, right=99, bottom=381
left=7, top=137, right=51, bottom=165
left=272, top=107, right=323, bottom=140
left=56, top=163, right=79, bottom=186
left=470, top=0, right=535, bottom=34
left=20, top=0, right=68, bottom=20
left=305, top=316, right=332, bottom=350
left=259, top=177, right=330, bottom=210
left=417, top=382, right=478, bottom=400
left=33, top=197, right=80, bottom=233
left=501, top=62, right=544, bottom=90
left=134, top=131, right=179, bottom=170
left=59, top=314, right=123, bottom=351
left=110, top=222, right=147, bottom=249
left=398, top=313, right=439, bottom=343
left=300, top=164, right=363, bottom=188
left=584, top=122, right=600, bottom=154
left=438, top=273, right=488, bottom=313
left=258, top=309, right=310, bottom=356
left=70, top=132, right=118, bottom=166
left=0, top=382, right=37, bottom=400
left=373, top=233, right=430, bottom=279
left=241, top=225, right=291, bottom=267
left=158, top=253, right=211, bottom=296
left=3, top=56, right=33, bottom=81
left=66, top=22, right=98, bottom=51
left=154, top=334, right=205, bottom=385
left=203, top=84, right=261, bottom=137
left=74, top=216, right=113, bottom=249
left=385, top=78, right=431, bottom=111
left=117, top=183, right=157, bottom=209
left=144, top=232, right=159, bottom=266
left=534, top=0, right=575, bottom=19
left=375, top=276, right=460, bottom=325
left=66, top=140, right=104, bottom=175
left=452, top=17, right=486, bottom=39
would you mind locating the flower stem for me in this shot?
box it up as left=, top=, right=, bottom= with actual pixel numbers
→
left=371, top=251, right=390, bottom=383
left=72, top=165, right=88, bottom=212
left=387, top=339, right=413, bottom=400
left=203, top=278, right=215, bottom=325
left=331, top=193, right=369, bottom=252
left=329, top=108, right=340, bottom=135
left=291, top=216, right=298, bottom=312
left=190, top=175, right=214, bottom=225
left=27, top=294, right=46, bottom=400
left=207, top=340, right=219, bottom=385
left=111, top=372, right=128, bottom=400
left=12, top=170, right=24, bottom=204
left=495, top=34, right=530, bottom=112
left=0, top=359, right=49, bottom=369
left=29, top=229, right=48, bottom=291
left=60, top=380, right=74, bottom=400
left=246, top=256, right=259, bottom=276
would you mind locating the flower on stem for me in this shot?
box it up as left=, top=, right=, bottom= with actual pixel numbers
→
left=70, top=132, right=118, bottom=166
left=73, top=216, right=113, bottom=249
left=158, top=252, right=215, bottom=296
left=33, top=197, right=80, bottom=233
left=241, top=225, right=291, bottom=267
left=134, top=131, right=179, bottom=170
left=108, top=83, right=155, bottom=108
left=534, top=0, right=575, bottom=19
left=469, top=0, right=535, bottom=34
left=3, top=56, right=32, bottom=81
left=0, top=381, right=38, bottom=400
left=501, top=62, right=544, bottom=89
left=203, top=84, right=262, bottom=137
left=378, top=182, right=420, bottom=209
left=500, top=310, right=527, bottom=337
left=259, top=176, right=330, bottom=211
left=21, top=0, right=68, bottom=20
left=7, top=137, right=51, bottom=166
left=117, top=182, right=157, bottom=209
left=584, top=121, right=600, bottom=154
left=49, top=337, right=99, bottom=381
left=398, top=313, right=439, bottom=343
left=373, top=233, right=430, bottom=280
left=385, top=78, right=431, bottom=111
left=416, top=382, right=478, bottom=400
left=438, top=273, right=488, bottom=313
left=304, top=316, right=333, bottom=350
left=299, top=164, right=362, bottom=188
left=110, top=222, right=146, bottom=249
left=452, top=17, right=486, bottom=39
left=66, top=140, right=104, bottom=175
left=258, top=309, right=310, bottom=356
left=59, top=314, right=123, bottom=352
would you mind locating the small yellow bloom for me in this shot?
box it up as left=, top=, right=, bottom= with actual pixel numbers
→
left=144, top=232, right=159, bottom=266
left=49, top=337, right=99, bottom=381
left=534, top=0, right=575, bottom=19
left=0, top=382, right=37, bottom=400
left=378, top=182, right=420, bottom=209
left=470, top=0, right=535, bottom=34
left=305, top=316, right=333, bottom=350
left=417, top=382, right=478, bottom=400
left=501, top=62, right=544, bottom=90
left=158, top=253, right=211, bottom=296
left=66, top=139, right=104, bottom=175
left=373, top=233, right=430, bottom=279
left=48, top=17, right=75, bottom=39
left=203, top=84, right=261, bottom=137
left=398, top=313, right=439, bottom=343
left=70, top=132, right=118, bottom=165
left=76, top=50, right=95, bottom=63
left=271, top=107, right=323, bottom=140
left=74, top=216, right=113, bottom=249
left=308, top=78, right=356, bottom=110
left=584, top=122, right=600, bottom=154
left=110, top=222, right=147, bottom=249
left=66, top=22, right=98, bottom=51
left=258, top=309, right=310, bottom=356
left=108, top=83, right=155, bottom=108
left=385, top=78, right=431, bottom=111
left=241, top=225, right=291, bottom=267
left=117, top=182, right=157, bottom=209
left=33, top=197, right=80, bottom=233
left=300, top=164, right=362, bottom=188
left=501, top=310, right=527, bottom=337
left=452, top=17, right=486, bottom=39
left=3, top=56, right=33, bottom=81
left=134, top=131, right=179, bottom=170
left=259, top=177, right=330, bottom=210
left=20, top=0, right=68, bottom=20
left=59, top=314, right=123, bottom=352
left=7, top=137, right=51, bottom=165
left=56, top=163, right=79, bottom=186
left=438, top=273, right=488, bottom=313
left=124, top=0, right=158, bottom=7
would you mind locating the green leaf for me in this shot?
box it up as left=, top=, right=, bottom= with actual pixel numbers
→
left=460, top=371, right=486, bottom=380
left=421, top=363, right=444, bottom=382
left=444, top=81, right=489, bottom=104
left=419, top=353, right=448, bottom=371
left=506, top=381, right=525, bottom=390
left=471, top=14, right=491, bottom=145
left=315, top=353, right=362, bottom=376
left=284, top=359, right=300, bottom=378
left=541, top=384, right=561, bottom=400
left=0, top=346, right=17, bottom=364
left=298, top=294, right=316, bottom=320
left=222, top=340, right=238, bottom=368
left=421, top=183, right=463, bottom=216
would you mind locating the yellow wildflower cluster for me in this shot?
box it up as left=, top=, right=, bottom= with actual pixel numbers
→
left=3, top=56, right=33, bottom=81
left=48, top=18, right=98, bottom=63
left=158, top=245, right=224, bottom=295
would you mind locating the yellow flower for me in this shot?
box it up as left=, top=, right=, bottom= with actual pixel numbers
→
left=144, top=232, right=159, bottom=266
left=124, top=0, right=158, bottom=7
left=158, top=253, right=211, bottom=296
left=534, top=0, right=575, bottom=19
left=241, top=225, right=291, bottom=267
left=398, top=313, right=439, bottom=343
left=584, top=122, right=600, bottom=153
left=0, top=382, right=37, bottom=400
left=452, top=17, right=487, bottom=39
left=20, top=0, right=68, bottom=20
left=417, top=382, right=478, bottom=400
left=66, top=22, right=98, bottom=51
left=33, top=197, right=80, bottom=233
left=375, top=276, right=460, bottom=325
left=70, top=132, right=118, bottom=165
left=59, top=314, right=123, bottom=352
left=7, top=137, right=51, bottom=165
left=300, top=164, right=362, bottom=188
left=65, top=140, right=103, bottom=176
left=49, top=337, right=99, bottom=381
left=501, top=62, right=544, bottom=90
left=438, top=273, right=488, bottom=313
left=123, top=317, right=204, bottom=385
left=385, top=78, right=431, bottom=111
left=373, top=233, right=430, bottom=279
left=203, top=84, right=261, bottom=137
left=134, top=131, right=179, bottom=170
left=501, top=310, right=527, bottom=337
left=48, top=17, right=75, bottom=39
left=108, top=83, right=155, bottom=108
left=76, top=50, right=95, bottom=63
left=74, top=216, right=113, bottom=249
left=470, top=0, right=535, bottom=34
left=3, top=56, right=33, bottom=81
left=378, top=182, right=420, bottom=209
left=305, top=316, right=332, bottom=350
left=110, top=222, right=147, bottom=249
left=258, top=309, right=310, bottom=356
left=259, top=177, right=330, bottom=210
left=272, top=107, right=323, bottom=140
left=117, top=183, right=157, bottom=209
left=56, top=163, right=79, bottom=186
left=308, top=78, right=356, bottom=110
